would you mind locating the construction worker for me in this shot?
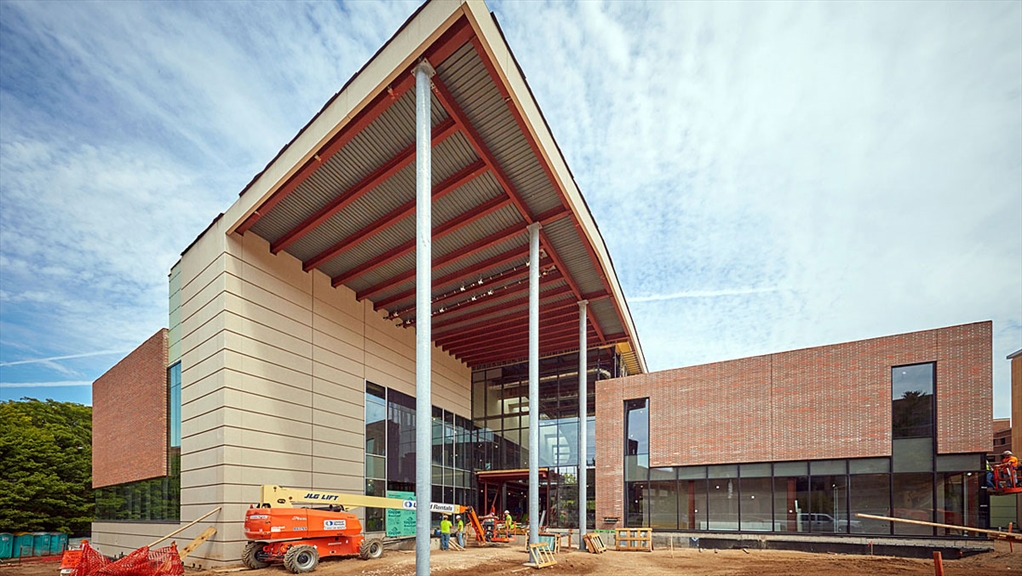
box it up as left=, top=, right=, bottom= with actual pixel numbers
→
left=1003, top=450, right=1019, bottom=488
left=455, top=514, right=465, bottom=548
left=439, top=514, right=452, bottom=551
left=504, top=510, right=514, bottom=534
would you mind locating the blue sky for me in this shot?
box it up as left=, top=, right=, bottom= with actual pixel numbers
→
left=0, top=1, right=1019, bottom=419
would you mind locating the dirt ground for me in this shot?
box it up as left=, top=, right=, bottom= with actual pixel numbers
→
left=5, top=540, right=1018, bottom=576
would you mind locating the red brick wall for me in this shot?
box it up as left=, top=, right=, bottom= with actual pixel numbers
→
left=92, top=329, right=169, bottom=488
left=595, top=322, right=992, bottom=528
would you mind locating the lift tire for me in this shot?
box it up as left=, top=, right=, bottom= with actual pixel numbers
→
left=242, top=541, right=270, bottom=570
left=283, top=545, right=319, bottom=573
left=359, top=538, right=384, bottom=560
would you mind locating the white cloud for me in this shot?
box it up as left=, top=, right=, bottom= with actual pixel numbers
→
left=0, top=381, right=92, bottom=389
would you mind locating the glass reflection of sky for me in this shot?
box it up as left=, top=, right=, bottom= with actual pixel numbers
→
left=892, top=364, right=933, bottom=400
left=627, top=403, right=649, bottom=454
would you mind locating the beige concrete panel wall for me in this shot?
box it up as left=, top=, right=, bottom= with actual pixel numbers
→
left=169, top=262, right=183, bottom=364
left=166, top=226, right=471, bottom=567
left=91, top=522, right=184, bottom=559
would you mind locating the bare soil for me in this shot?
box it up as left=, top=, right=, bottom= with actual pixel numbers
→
left=4, top=540, right=1017, bottom=576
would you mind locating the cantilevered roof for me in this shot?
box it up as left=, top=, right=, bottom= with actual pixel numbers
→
left=221, top=0, right=646, bottom=374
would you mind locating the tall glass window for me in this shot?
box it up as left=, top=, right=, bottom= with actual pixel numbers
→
left=364, top=382, right=387, bottom=532
left=739, top=463, right=772, bottom=532
left=678, top=467, right=707, bottom=530
left=773, top=462, right=809, bottom=532
left=649, top=467, right=678, bottom=529
left=168, top=363, right=181, bottom=448
left=707, top=465, right=738, bottom=531
left=624, top=398, right=649, bottom=527
left=892, top=363, right=934, bottom=440
left=849, top=458, right=891, bottom=534
left=891, top=363, right=935, bottom=533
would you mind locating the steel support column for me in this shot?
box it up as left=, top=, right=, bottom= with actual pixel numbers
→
left=527, top=222, right=541, bottom=546
left=414, top=59, right=435, bottom=576
left=577, top=299, right=588, bottom=548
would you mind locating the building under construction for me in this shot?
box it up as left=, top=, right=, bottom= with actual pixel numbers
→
left=89, top=0, right=999, bottom=567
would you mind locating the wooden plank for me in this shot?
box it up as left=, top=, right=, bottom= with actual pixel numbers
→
left=528, top=543, right=557, bottom=568
left=179, top=526, right=216, bottom=560
left=856, top=513, right=1002, bottom=537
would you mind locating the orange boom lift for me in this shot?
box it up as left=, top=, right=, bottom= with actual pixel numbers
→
left=243, top=485, right=486, bottom=573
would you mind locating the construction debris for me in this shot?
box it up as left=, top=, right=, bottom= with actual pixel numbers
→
left=583, top=533, right=607, bottom=554
left=614, top=528, right=652, bottom=552
left=526, top=543, right=556, bottom=569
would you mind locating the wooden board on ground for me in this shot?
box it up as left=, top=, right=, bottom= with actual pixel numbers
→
left=583, top=533, right=607, bottom=554
left=615, top=528, right=652, bottom=552
left=179, top=527, right=216, bottom=560
left=527, top=543, right=557, bottom=569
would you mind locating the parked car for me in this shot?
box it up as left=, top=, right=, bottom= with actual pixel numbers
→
left=797, top=513, right=862, bottom=532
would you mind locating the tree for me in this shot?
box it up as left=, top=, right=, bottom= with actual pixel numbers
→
left=0, top=398, right=93, bottom=534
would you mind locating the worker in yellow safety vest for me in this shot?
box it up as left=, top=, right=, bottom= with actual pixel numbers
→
left=504, top=510, right=514, bottom=534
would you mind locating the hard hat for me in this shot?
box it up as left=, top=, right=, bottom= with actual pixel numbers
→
left=456, top=515, right=461, bottom=519
left=504, top=510, right=510, bottom=514
left=1004, top=450, right=1014, bottom=456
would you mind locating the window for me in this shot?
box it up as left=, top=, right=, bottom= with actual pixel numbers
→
left=624, top=398, right=649, bottom=527
left=892, top=363, right=934, bottom=439
left=168, top=363, right=181, bottom=448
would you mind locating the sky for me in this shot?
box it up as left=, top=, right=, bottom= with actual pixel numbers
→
left=0, top=1, right=1019, bottom=419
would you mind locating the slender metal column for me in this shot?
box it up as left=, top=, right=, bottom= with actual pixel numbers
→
left=414, top=59, right=435, bottom=576
left=577, top=299, right=588, bottom=548
left=527, top=222, right=541, bottom=546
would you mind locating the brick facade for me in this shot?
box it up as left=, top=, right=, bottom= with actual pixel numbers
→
left=596, top=322, right=992, bottom=528
left=92, top=329, right=169, bottom=488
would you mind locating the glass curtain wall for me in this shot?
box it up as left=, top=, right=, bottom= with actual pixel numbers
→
left=616, top=368, right=983, bottom=537
left=471, top=348, right=617, bottom=529
left=365, top=383, right=474, bottom=534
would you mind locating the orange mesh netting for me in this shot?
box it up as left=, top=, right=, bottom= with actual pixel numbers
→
left=72, top=542, right=183, bottom=576
left=70, top=542, right=109, bottom=576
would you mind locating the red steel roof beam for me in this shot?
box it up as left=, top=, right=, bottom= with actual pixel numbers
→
left=467, top=36, right=615, bottom=346
left=463, top=331, right=626, bottom=365
left=236, top=17, right=476, bottom=235
left=418, top=271, right=563, bottom=325
left=427, top=258, right=551, bottom=309
left=435, top=306, right=579, bottom=349
left=304, top=159, right=487, bottom=271
left=331, top=195, right=512, bottom=287
left=350, top=206, right=568, bottom=295
left=460, top=332, right=602, bottom=365
left=453, top=327, right=599, bottom=359
left=430, top=284, right=573, bottom=331
left=272, top=118, right=459, bottom=254
left=443, top=316, right=588, bottom=357
left=368, top=244, right=529, bottom=309
left=540, top=230, right=606, bottom=343
left=444, top=322, right=592, bottom=358
left=430, top=74, right=536, bottom=226
left=432, top=299, right=579, bottom=344
left=432, top=290, right=608, bottom=342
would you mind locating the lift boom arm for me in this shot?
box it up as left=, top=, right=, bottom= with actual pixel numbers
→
left=259, top=484, right=467, bottom=514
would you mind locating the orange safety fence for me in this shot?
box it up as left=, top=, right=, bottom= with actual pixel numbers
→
left=70, top=541, right=183, bottom=576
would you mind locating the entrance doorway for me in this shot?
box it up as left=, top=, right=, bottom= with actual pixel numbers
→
left=477, top=468, right=549, bottom=526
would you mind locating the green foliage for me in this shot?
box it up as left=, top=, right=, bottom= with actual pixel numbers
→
left=0, top=398, right=93, bottom=534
